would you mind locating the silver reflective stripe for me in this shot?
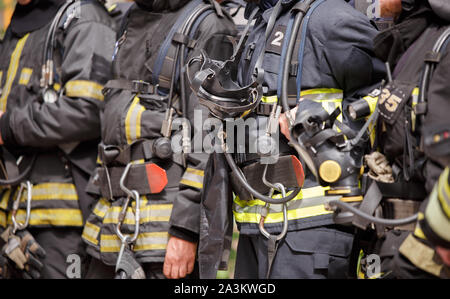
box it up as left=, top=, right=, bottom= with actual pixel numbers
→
left=180, top=168, right=204, bottom=189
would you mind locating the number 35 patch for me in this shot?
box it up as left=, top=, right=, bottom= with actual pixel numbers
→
left=378, top=81, right=416, bottom=125
left=266, top=25, right=287, bottom=55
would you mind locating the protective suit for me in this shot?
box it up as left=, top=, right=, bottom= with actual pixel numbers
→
left=80, top=0, right=237, bottom=278
left=0, top=0, right=116, bottom=278
left=196, top=0, right=386, bottom=278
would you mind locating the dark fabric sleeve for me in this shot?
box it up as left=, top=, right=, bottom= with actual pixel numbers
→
left=2, top=20, right=116, bottom=149
left=323, top=13, right=386, bottom=100
left=168, top=12, right=237, bottom=240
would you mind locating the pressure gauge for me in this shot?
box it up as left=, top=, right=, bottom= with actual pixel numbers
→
left=43, top=88, right=58, bottom=104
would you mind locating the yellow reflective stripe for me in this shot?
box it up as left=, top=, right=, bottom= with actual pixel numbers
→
left=261, top=95, right=278, bottom=104
left=0, top=34, right=30, bottom=111
left=134, top=232, right=169, bottom=251
left=180, top=168, right=204, bottom=189
left=234, top=186, right=328, bottom=208
left=233, top=186, right=337, bottom=224
left=438, top=168, right=450, bottom=218
left=0, top=189, right=11, bottom=210
left=125, top=96, right=146, bottom=144
left=93, top=198, right=110, bottom=219
left=65, top=80, right=104, bottom=102
left=0, top=210, right=6, bottom=228
left=24, top=183, right=78, bottom=201
left=18, top=67, right=33, bottom=85
left=180, top=179, right=203, bottom=189
left=300, top=89, right=343, bottom=125
left=11, top=208, right=83, bottom=226
left=363, top=95, right=378, bottom=114
left=300, top=88, right=343, bottom=96
left=82, top=221, right=100, bottom=245
left=414, top=222, right=427, bottom=241
left=412, top=87, right=419, bottom=105
left=234, top=204, right=331, bottom=224
left=425, top=185, right=450, bottom=242
left=100, top=232, right=168, bottom=252
left=0, top=71, right=3, bottom=85
left=107, top=3, right=117, bottom=12
left=185, top=168, right=204, bottom=177
left=102, top=204, right=173, bottom=224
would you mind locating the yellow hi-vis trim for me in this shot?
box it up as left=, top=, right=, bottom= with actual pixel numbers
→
left=0, top=188, right=10, bottom=210
left=425, top=184, right=450, bottom=242
left=0, top=34, right=30, bottom=111
left=23, top=183, right=78, bottom=201
left=125, top=96, right=146, bottom=144
left=300, top=88, right=343, bottom=96
left=233, top=186, right=334, bottom=224
left=65, top=80, right=105, bottom=102
left=18, top=67, right=33, bottom=86
left=300, top=88, right=344, bottom=125
left=180, top=168, right=204, bottom=189
left=10, top=208, right=83, bottom=227
left=82, top=221, right=101, bottom=245
left=100, top=232, right=169, bottom=252
left=0, top=210, right=6, bottom=228
left=102, top=204, right=173, bottom=225
left=438, top=168, right=450, bottom=218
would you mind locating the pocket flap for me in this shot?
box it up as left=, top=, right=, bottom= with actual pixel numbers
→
left=284, top=228, right=354, bottom=258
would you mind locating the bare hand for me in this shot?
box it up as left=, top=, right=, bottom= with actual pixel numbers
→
left=163, top=236, right=197, bottom=279
left=279, top=107, right=297, bottom=142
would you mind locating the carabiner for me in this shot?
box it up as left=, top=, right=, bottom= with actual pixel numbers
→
left=117, top=164, right=141, bottom=244
left=11, top=181, right=32, bottom=234
left=259, top=183, right=288, bottom=242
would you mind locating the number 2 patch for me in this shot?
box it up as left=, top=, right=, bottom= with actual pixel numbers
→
left=378, top=81, right=416, bottom=125
left=266, top=25, right=287, bottom=55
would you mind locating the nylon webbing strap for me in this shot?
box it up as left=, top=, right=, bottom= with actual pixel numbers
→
left=151, top=0, right=204, bottom=86
left=295, top=0, right=326, bottom=101
left=352, top=181, right=383, bottom=230
left=103, top=79, right=156, bottom=95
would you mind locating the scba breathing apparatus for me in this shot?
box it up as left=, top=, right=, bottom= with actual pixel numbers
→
left=188, top=0, right=420, bottom=255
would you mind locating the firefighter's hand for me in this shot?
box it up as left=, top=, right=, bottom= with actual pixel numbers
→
left=163, top=236, right=197, bottom=279
left=279, top=107, right=297, bottom=142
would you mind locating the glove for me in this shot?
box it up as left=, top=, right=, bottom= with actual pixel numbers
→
left=1, top=227, right=46, bottom=279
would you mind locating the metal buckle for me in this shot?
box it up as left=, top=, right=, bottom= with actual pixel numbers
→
left=132, top=80, right=151, bottom=94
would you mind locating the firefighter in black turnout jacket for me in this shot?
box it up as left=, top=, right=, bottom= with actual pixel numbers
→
left=353, top=0, right=450, bottom=279
left=190, top=0, right=386, bottom=278
left=0, top=0, right=116, bottom=278
left=81, top=0, right=237, bottom=279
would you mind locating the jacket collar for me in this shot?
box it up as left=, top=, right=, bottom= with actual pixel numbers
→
left=10, top=0, right=65, bottom=37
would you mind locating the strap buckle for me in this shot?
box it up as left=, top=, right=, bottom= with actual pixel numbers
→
left=131, top=80, right=152, bottom=94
